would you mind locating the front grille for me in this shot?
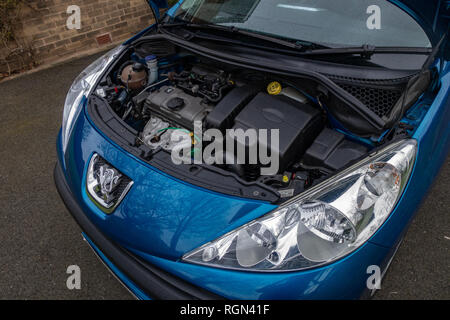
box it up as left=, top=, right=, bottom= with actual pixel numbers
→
left=338, top=84, right=403, bottom=118
left=92, top=157, right=132, bottom=202
left=87, top=154, right=133, bottom=213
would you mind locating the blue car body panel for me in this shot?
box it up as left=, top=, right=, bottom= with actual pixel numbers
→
left=56, top=0, right=450, bottom=299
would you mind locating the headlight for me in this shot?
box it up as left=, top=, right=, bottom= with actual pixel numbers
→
left=183, top=139, right=417, bottom=271
left=61, top=46, right=123, bottom=153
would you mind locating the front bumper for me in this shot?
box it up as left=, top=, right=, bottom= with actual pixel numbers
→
left=54, top=159, right=222, bottom=300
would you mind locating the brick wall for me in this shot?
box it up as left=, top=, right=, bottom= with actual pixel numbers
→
left=0, top=0, right=156, bottom=76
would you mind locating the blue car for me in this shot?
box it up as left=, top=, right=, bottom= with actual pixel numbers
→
left=54, top=0, right=449, bottom=300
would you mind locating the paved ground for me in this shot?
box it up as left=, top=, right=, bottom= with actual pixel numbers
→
left=0, top=53, right=448, bottom=300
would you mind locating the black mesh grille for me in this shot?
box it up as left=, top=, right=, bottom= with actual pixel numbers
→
left=338, top=84, right=402, bottom=118
left=326, top=73, right=416, bottom=85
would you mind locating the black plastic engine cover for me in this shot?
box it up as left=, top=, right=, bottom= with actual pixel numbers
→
left=303, top=128, right=368, bottom=171
left=231, top=93, right=323, bottom=173
left=206, top=85, right=261, bottom=130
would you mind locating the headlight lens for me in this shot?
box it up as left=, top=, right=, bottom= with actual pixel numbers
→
left=61, top=46, right=123, bottom=153
left=183, top=139, right=417, bottom=271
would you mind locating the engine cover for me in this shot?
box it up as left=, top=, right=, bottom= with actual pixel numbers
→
left=144, top=86, right=213, bottom=130
left=231, top=93, right=324, bottom=173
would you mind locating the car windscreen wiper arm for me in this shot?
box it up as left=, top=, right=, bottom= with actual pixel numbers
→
left=163, top=27, right=302, bottom=56
left=159, top=21, right=327, bottom=52
left=300, top=44, right=432, bottom=58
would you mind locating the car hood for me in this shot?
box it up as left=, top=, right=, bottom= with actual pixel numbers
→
left=388, top=0, right=449, bottom=45
left=148, top=0, right=448, bottom=45
left=146, top=0, right=169, bottom=19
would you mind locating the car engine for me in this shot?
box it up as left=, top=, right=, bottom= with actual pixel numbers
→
left=94, top=45, right=369, bottom=199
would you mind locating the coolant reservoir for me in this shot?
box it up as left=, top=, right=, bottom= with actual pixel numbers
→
left=120, top=62, right=147, bottom=90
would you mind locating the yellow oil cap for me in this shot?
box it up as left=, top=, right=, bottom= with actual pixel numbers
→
left=267, top=81, right=282, bottom=95
left=282, top=175, right=289, bottom=183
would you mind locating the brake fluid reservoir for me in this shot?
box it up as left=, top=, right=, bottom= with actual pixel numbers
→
left=146, top=55, right=159, bottom=85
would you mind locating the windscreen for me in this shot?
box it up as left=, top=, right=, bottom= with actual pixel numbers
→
left=174, top=0, right=431, bottom=48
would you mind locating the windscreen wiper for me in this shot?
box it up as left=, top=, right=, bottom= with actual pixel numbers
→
left=159, top=20, right=327, bottom=52
left=299, top=44, right=432, bottom=59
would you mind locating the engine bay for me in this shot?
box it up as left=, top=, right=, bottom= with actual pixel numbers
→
left=90, top=38, right=399, bottom=201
